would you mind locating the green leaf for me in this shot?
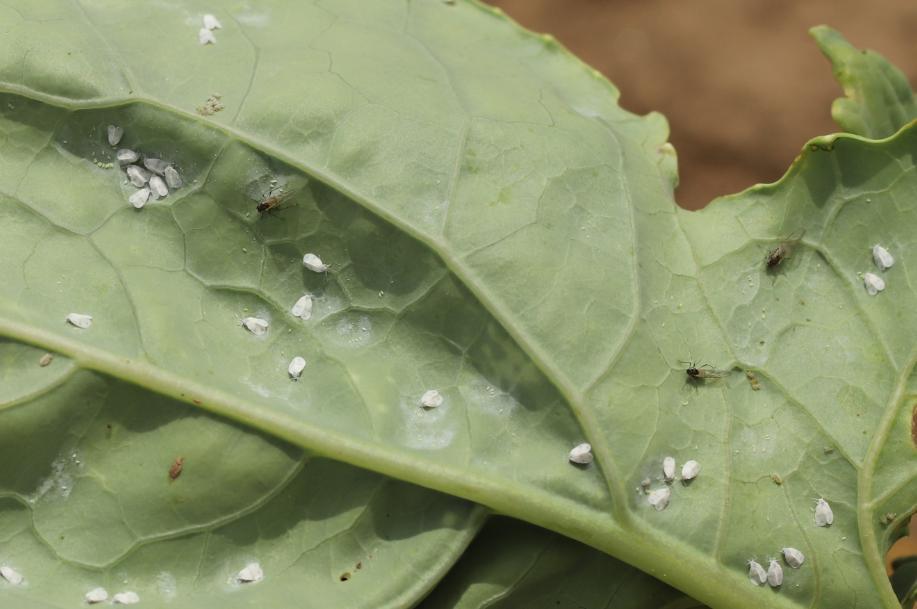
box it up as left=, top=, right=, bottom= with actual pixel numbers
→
left=811, top=25, right=917, bottom=137
left=419, top=517, right=705, bottom=609
left=0, top=3, right=913, bottom=609
left=0, top=339, right=485, bottom=608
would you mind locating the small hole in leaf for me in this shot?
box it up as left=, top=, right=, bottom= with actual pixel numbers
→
left=339, top=572, right=351, bottom=582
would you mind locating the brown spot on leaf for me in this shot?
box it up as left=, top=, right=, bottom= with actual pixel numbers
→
left=339, top=572, right=351, bottom=582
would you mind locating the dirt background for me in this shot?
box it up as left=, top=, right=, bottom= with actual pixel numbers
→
left=487, top=0, right=917, bottom=576
left=488, top=0, right=917, bottom=210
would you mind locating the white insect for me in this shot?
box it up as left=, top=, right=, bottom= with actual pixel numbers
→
left=815, top=498, right=834, bottom=527
left=0, top=566, right=23, bottom=585
left=116, top=148, right=140, bottom=164
left=125, top=165, right=151, bottom=187
left=143, top=158, right=169, bottom=175
left=766, top=559, right=783, bottom=587
left=291, top=294, right=313, bottom=320
left=237, top=562, right=263, bottom=583
left=681, top=459, right=700, bottom=481
left=747, top=560, right=767, bottom=585
left=66, top=313, right=93, bottom=329
left=112, top=591, right=140, bottom=605
left=128, top=187, right=150, bottom=209
left=85, top=587, right=109, bottom=604
left=164, top=166, right=183, bottom=189
left=241, top=317, right=269, bottom=336
left=662, top=456, right=676, bottom=482
left=288, top=356, right=306, bottom=380
left=647, top=487, right=671, bottom=511
left=149, top=175, right=169, bottom=199
left=782, top=547, right=805, bottom=568
left=107, top=125, right=123, bottom=147
left=302, top=253, right=329, bottom=273
left=568, top=442, right=593, bottom=465
left=863, top=272, right=886, bottom=295
left=420, top=389, right=444, bottom=408
left=203, top=13, right=222, bottom=30
left=872, top=244, right=894, bottom=270
left=198, top=27, right=217, bottom=45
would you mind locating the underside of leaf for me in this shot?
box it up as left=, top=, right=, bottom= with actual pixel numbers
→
left=0, top=3, right=914, bottom=609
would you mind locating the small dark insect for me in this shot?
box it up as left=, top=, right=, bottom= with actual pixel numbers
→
left=256, top=187, right=291, bottom=216
left=680, top=361, right=729, bottom=380
left=765, top=230, right=805, bottom=269
left=169, top=456, right=185, bottom=481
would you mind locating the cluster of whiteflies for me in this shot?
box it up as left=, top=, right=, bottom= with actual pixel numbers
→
left=107, top=125, right=183, bottom=210
left=198, top=13, right=222, bottom=45
left=863, top=244, right=894, bottom=295
left=747, top=547, right=805, bottom=589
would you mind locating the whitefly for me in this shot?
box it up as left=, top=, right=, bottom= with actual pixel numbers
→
left=85, top=587, right=109, bottom=604
left=863, top=272, right=886, bottom=296
left=568, top=442, right=593, bottom=465
left=143, top=157, right=169, bottom=176
left=302, top=253, right=329, bottom=273
left=164, top=166, right=183, bottom=189
left=126, top=165, right=151, bottom=187
left=129, top=187, right=150, bottom=209
left=237, top=562, right=263, bottom=583
left=199, top=27, right=216, bottom=45
left=420, top=389, right=444, bottom=408
left=241, top=317, right=269, bottom=336
left=66, top=313, right=93, bottom=329
left=872, top=244, right=894, bottom=270
left=647, top=486, right=671, bottom=511
left=662, top=456, right=675, bottom=482
left=0, top=565, right=23, bottom=586
left=288, top=356, right=306, bottom=380
left=107, top=125, right=123, bottom=147
left=814, top=497, right=834, bottom=527
left=112, top=591, right=140, bottom=605
left=782, top=547, right=805, bottom=568
left=203, top=13, right=222, bottom=30
left=116, top=148, right=140, bottom=164
left=681, top=459, right=700, bottom=481
left=291, top=294, right=313, bottom=320
left=766, top=559, right=783, bottom=587
left=746, top=559, right=766, bottom=586
left=149, top=175, right=169, bottom=199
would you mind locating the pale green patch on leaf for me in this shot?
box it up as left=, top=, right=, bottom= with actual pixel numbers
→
left=811, top=25, right=917, bottom=138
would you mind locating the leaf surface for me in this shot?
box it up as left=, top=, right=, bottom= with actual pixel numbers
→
left=418, top=517, right=705, bottom=609
left=811, top=26, right=917, bottom=137
left=0, top=3, right=913, bottom=609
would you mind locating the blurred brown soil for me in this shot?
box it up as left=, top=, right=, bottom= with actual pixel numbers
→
left=488, top=0, right=917, bottom=210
